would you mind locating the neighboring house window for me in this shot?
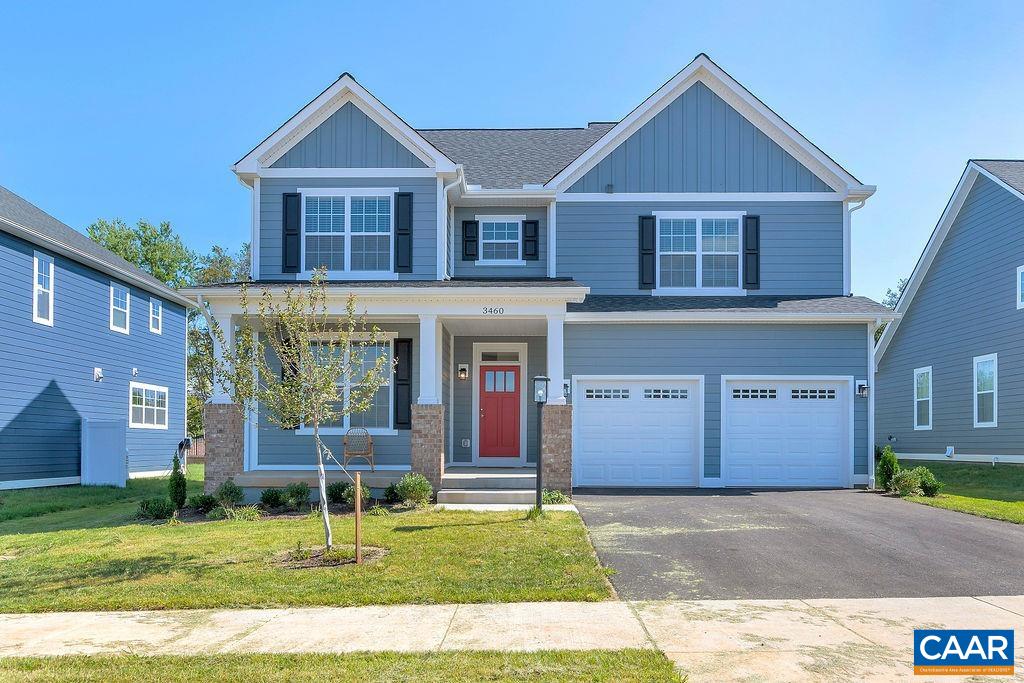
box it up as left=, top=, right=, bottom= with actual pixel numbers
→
left=973, top=354, right=997, bottom=428
left=1017, top=265, right=1024, bottom=309
left=109, top=282, right=130, bottom=334
left=149, top=298, right=162, bottom=334
left=656, top=212, right=743, bottom=291
left=32, top=251, right=54, bottom=326
left=129, top=382, right=168, bottom=429
left=303, top=339, right=392, bottom=433
left=913, top=366, right=932, bottom=430
left=477, top=215, right=524, bottom=264
left=302, top=190, right=394, bottom=274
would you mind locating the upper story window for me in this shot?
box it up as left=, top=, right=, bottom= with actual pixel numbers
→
left=32, top=251, right=54, bottom=326
left=478, top=215, right=524, bottom=265
left=109, top=282, right=130, bottom=334
left=973, top=354, right=997, bottom=428
left=129, top=381, right=168, bottom=429
left=655, top=212, right=743, bottom=293
left=301, top=188, right=395, bottom=276
left=149, top=298, right=162, bottom=334
left=913, top=366, right=932, bottom=430
left=1017, top=265, right=1024, bottom=309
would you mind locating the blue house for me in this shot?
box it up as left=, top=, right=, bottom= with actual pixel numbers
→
left=875, top=160, right=1024, bottom=463
left=0, top=185, right=190, bottom=489
left=185, top=54, right=894, bottom=500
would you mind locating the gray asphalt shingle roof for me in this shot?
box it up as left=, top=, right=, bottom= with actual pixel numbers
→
left=568, top=294, right=892, bottom=316
left=419, top=124, right=615, bottom=189
left=973, top=160, right=1024, bottom=196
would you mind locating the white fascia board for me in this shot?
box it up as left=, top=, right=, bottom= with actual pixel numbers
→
left=556, top=192, right=847, bottom=203
left=567, top=311, right=898, bottom=324
left=256, top=167, right=439, bottom=179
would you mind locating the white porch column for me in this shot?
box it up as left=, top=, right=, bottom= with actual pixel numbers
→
left=209, top=313, right=233, bottom=404
left=546, top=314, right=566, bottom=405
left=417, top=314, right=442, bottom=404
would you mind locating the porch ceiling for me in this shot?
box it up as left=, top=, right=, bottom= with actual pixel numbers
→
left=442, top=317, right=546, bottom=336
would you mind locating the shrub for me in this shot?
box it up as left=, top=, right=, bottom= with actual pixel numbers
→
left=260, top=488, right=287, bottom=509
left=394, top=473, right=433, bottom=506
left=542, top=489, right=571, bottom=505
left=216, top=479, right=244, bottom=508
left=138, top=497, right=175, bottom=520
left=383, top=482, right=401, bottom=504
left=325, top=481, right=348, bottom=505
left=890, top=468, right=923, bottom=497
left=227, top=505, right=263, bottom=522
left=367, top=504, right=390, bottom=517
left=913, top=466, right=944, bottom=497
left=876, top=446, right=900, bottom=491
left=343, top=482, right=372, bottom=508
left=284, top=481, right=311, bottom=510
left=206, top=506, right=228, bottom=520
left=168, top=454, right=187, bottom=510
left=187, top=494, right=218, bottom=514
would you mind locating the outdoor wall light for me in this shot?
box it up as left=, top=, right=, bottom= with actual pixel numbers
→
left=457, top=363, right=469, bottom=381
left=856, top=381, right=869, bottom=398
left=93, top=367, right=104, bottom=382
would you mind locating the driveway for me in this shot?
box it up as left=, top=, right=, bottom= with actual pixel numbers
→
left=575, top=488, right=1024, bottom=600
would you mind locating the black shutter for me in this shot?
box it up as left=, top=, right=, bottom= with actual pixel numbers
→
left=522, top=220, right=539, bottom=260
left=394, top=192, right=413, bottom=273
left=278, top=332, right=299, bottom=429
left=462, top=220, right=479, bottom=261
left=282, top=193, right=301, bottom=274
left=743, top=215, right=760, bottom=290
left=393, top=338, right=413, bottom=429
left=638, top=215, right=656, bottom=290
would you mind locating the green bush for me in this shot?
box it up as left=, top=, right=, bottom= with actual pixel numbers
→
left=168, top=454, right=187, bottom=510
left=912, top=466, right=944, bottom=497
left=260, top=488, right=287, bottom=509
left=215, top=479, right=244, bottom=508
left=542, top=489, right=571, bottom=505
left=284, top=481, right=311, bottom=510
left=876, top=445, right=900, bottom=491
left=227, top=505, right=263, bottom=522
left=206, top=506, right=228, bottom=520
left=367, top=504, right=390, bottom=517
left=383, top=482, right=401, bottom=504
left=187, top=493, right=218, bottom=514
left=890, top=468, right=923, bottom=497
left=325, top=481, right=348, bottom=505
left=138, top=497, right=175, bottom=520
left=343, top=482, right=372, bottom=507
left=394, top=473, right=433, bottom=506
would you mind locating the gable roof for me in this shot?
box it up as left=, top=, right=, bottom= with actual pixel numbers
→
left=874, top=160, right=1024, bottom=362
left=0, top=185, right=191, bottom=306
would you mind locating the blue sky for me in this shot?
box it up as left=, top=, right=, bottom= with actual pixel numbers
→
left=2, top=1, right=1023, bottom=300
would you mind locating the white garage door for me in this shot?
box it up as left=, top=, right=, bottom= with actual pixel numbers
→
left=722, top=378, right=850, bottom=487
left=574, top=379, right=701, bottom=487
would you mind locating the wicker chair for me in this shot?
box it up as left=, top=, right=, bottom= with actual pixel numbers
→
left=343, top=428, right=375, bottom=470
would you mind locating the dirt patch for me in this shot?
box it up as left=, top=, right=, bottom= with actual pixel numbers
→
left=274, top=544, right=388, bottom=569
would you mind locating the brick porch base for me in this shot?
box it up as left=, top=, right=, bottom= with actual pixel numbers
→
left=410, top=403, right=446, bottom=491
left=541, top=404, right=572, bottom=494
left=203, top=403, right=244, bottom=494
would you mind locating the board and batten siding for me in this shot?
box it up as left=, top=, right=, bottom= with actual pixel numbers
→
left=0, top=230, right=186, bottom=482
left=259, top=176, right=438, bottom=280
left=556, top=200, right=843, bottom=295
left=452, top=206, right=548, bottom=278
left=564, top=323, right=870, bottom=478
left=271, top=102, right=427, bottom=169
left=876, top=174, right=1024, bottom=455
left=567, top=82, right=832, bottom=194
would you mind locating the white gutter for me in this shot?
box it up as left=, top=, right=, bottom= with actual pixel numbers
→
left=181, top=284, right=590, bottom=303
left=565, top=311, right=898, bottom=324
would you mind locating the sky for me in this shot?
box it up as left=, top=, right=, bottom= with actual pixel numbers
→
left=2, top=1, right=1023, bottom=301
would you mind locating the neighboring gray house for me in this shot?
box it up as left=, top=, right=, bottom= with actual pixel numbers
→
left=185, top=54, right=893, bottom=501
left=875, top=160, right=1024, bottom=463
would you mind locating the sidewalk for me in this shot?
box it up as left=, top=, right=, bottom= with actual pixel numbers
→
left=1, top=596, right=1023, bottom=681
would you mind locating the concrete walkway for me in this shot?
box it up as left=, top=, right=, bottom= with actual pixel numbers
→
left=2, top=596, right=1023, bottom=681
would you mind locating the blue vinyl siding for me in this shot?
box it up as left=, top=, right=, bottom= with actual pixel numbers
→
left=259, top=176, right=438, bottom=280
left=556, top=200, right=843, bottom=294
left=564, top=323, right=870, bottom=478
left=272, top=102, right=427, bottom=169
left=876, top=175, right=1024, bottom=455
left=568, top=82, right=832, bottom=194
left=0, top=230, right=186, bottom=482
left=452, top=206, right=548, bottom=278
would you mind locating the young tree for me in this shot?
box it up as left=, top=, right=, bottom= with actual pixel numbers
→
left=207, top=270, right=389, bottom=549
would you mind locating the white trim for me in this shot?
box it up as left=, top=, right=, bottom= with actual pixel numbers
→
left=475, top=214, right=525, bottom=265
left=128, top=381, right=169, bottom=430
left=842, top=200, right=851, bottom=296
left=149, top=297, right=163, bottom=334
left=447, top=327, right=455, bottom=464
left=258, top=167, right=437, bottom=179
left=566, top=311, right=895, bottom=324
left=895, top=452, right=1024, bottom=465
left=109, top=282, right=130, bottom=334
left=471, top=342, right=529, bottom=467
left=653, top=211, right=745, bottom=293
left=251, top=176, right=261, bottom=280
left=252, top=464, right=412, bottom=472
left=913, top=366, right=932, bottom=431
left=31, top=250, right=54, bottom=326
left=0, top=476, right=80, bottom=490
left=556, top=191, right=847, bottom=203
left=547, top=202, right=557, bottom=278
left=298, top=187, right=398, bottom=277
left=128, top=469, right=174, bottom=479
left=1016, top=264, right=1024, bottom=310
left=867, top=323, right=877, bottom=489
left=973, top=353, right=997, bottom=428
left=436, top=177, right=446, bottom=280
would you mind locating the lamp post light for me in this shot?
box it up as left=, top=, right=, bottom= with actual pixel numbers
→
left=532, top=375, right=550, bottom=510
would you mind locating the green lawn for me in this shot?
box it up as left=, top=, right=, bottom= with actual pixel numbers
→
left=0, top=651, right=682, bottom=682
left=903, top=460, right=1024, bottom=524
left=0, top=466, right=611, bottom=612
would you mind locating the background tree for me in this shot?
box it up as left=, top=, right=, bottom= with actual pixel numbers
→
left=875, top=276, right=909, bottom=341
left=88, top=218, right=194, bottom=288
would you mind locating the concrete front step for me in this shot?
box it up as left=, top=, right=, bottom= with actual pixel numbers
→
left=436, top=488, right=537, bottom=504
left=441, top=467, right=537, bottom=490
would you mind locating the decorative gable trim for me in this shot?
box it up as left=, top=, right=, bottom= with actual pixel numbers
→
left=234, top=74, right=457, bottom=176
left=544, top=54, right=873, bottom=199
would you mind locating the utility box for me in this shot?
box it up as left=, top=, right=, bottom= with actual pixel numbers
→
left=81, top=419, right=128, bottom=487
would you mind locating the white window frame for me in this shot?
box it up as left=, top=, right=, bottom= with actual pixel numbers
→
left=128, top=381, right=169, bottom=430
left=298, top=187, right=398, bottom=280
left=149, top=297, right=162, bottom=334
left=913, top=366, right=932, bottom=431
left=973, top=353, right=997, bottom=428
left=109, top=282, right=130, bottom=334
left=32, top=251, right=54, bottom=326
left=475, top=214, right=526, bottom=266
left=297, top=336, right=396, bottom=436
left=654, top=211, right=746, bottom=295
left=1017, top=265, right=1024, bottom=310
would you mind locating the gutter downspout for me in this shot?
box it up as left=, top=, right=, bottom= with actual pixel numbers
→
left=867, top=316, right=880, bottom=489
left=843, top=198, right=868, bottom=296
left=442, top=169, right=464, bottom=281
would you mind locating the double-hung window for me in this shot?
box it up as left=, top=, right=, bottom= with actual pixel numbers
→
left=973, top=354, right=997, bottom=428
left=149, top=298, right=162, bottom=334
left=32, top=251, right=54, bottom=326
left=478, top=215, right=524, bottom=264
left=913, top=366, right=932, bottom=430
left=656, top=212, right=743, bottom=292
left=129, top=382, right=168, bottom=429
left=110, top=282, right=130, bottom=334
left=302, top=339, right=394, bottom=434
left=301, top=189, right=395, bottom=276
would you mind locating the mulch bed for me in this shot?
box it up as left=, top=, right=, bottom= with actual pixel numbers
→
left=274, top=544, right=389, bottom=569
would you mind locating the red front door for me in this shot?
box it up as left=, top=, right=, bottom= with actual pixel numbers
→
left=479, top=365, right=521, bottom=457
